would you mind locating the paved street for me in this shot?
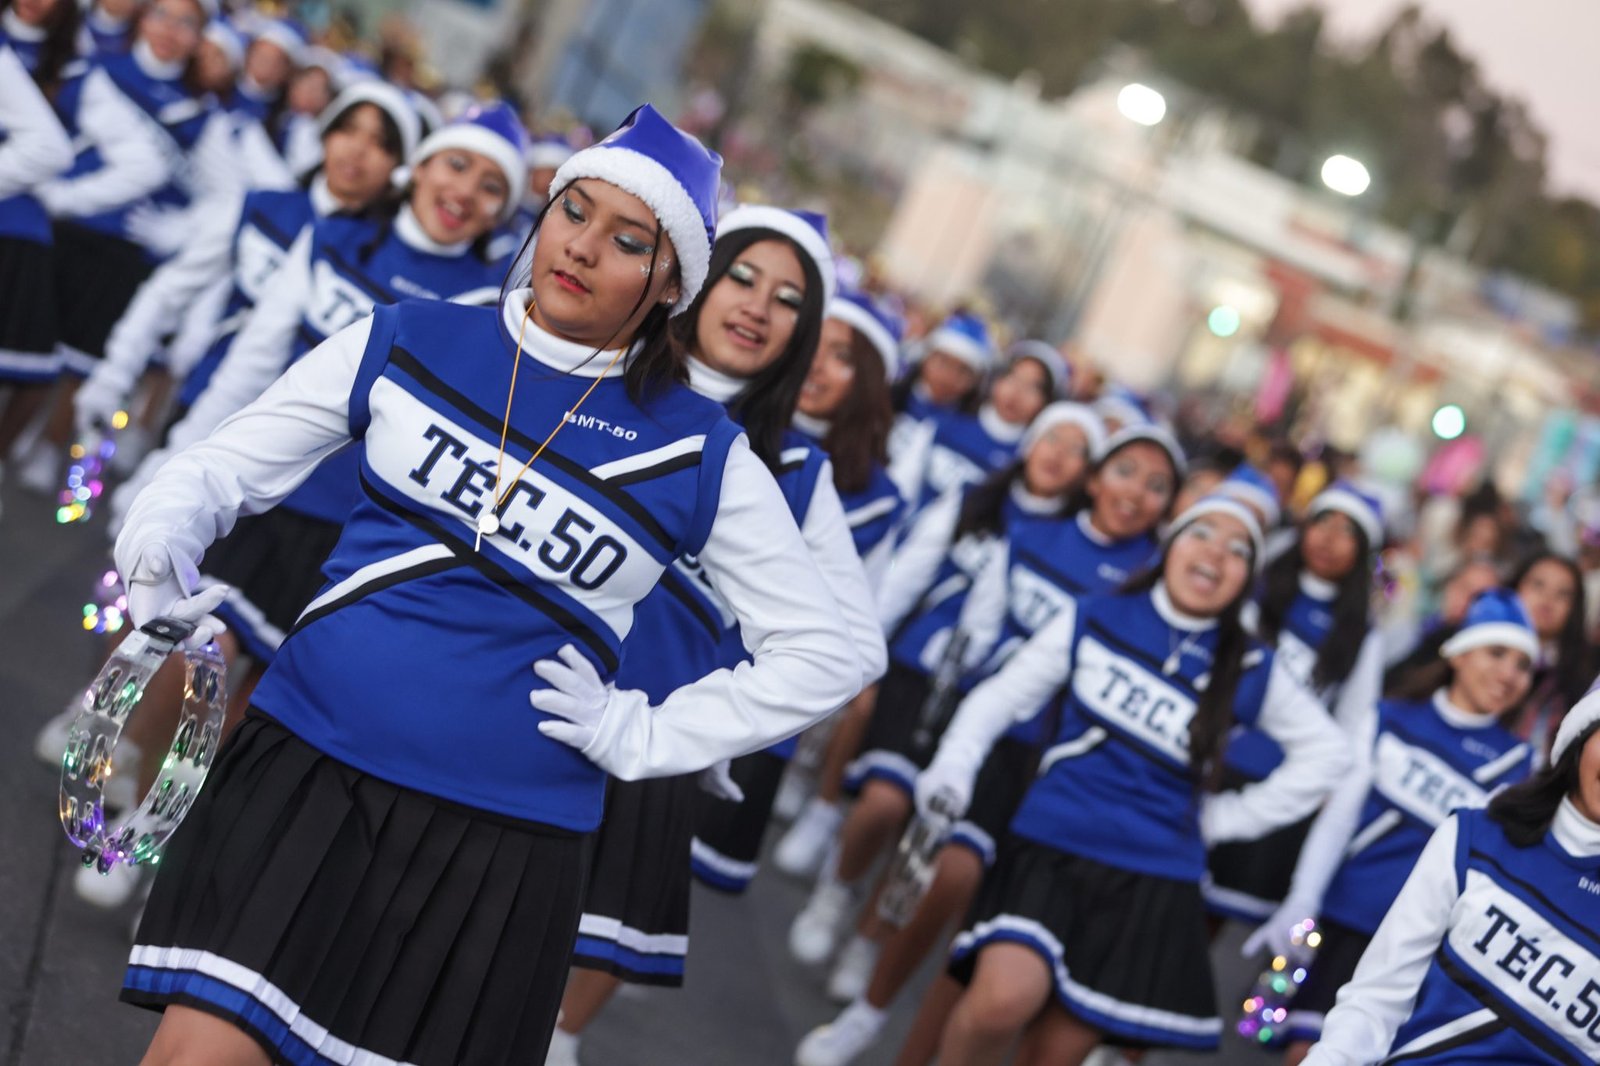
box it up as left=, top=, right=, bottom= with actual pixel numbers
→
left=0, top=478, right=1283, bottom=1065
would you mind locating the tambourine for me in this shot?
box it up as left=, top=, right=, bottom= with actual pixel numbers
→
left=59, top=616, right=227, bottom=873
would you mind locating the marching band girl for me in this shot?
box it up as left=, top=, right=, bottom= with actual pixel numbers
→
left=918, top=495, right=1349, bottom=1064
left=114, top=103, right=863, bottom=1066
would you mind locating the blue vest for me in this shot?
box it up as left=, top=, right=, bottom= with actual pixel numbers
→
left=1225, top=582, right=1341, bottom=781
left=914, top=410, right=1020, bottom=515
left=1010, top=591, right=1274, bottom=882
left=250, top=299, right=743, bottom=830
left=990, top=516, right=1159, bottom=743
left=82, top=19, right=131, bottom=55
left=177, top=187, right=316, bottom=407
left=1322, top=699, right=1532, bottom=935
left=0, top=39, right=53, bottom=244
left=1383, top=808, right=1600, bottom=1064
left=2, top=29, right=41, bottom=72
left=269, top=214, right=506, bottom=523
left=54, top=54, right=212, bottom=245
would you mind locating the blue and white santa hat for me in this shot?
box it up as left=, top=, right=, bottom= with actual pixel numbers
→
left=203, top=20, right=246, bottom=70
left=298, top=45, right=343, bottom=80
left=318, top=81, right=422, bottom=163
left=826, top=285, right=903, bottom=378
left=1165, top=492, right=1265, bottom=572
left=1308, top=479, right=1385, bottom=548
left=410, top=100, right=529, bottom=222
left=1439, top=589, right=1539, bottom=662
left=1552, top=672, right=1600, bottom=763
left=1007, top=339, right=1070, bottom=397
left=250, top=16, right=308, bottom=64
left=717, top=204, right=836, bottom=305
left=1217, top=463, right=1281, bottom=529
left=1022, top=402, right=1104, bottom=459
left=1093, top=421, right=1187, bottom=477
left=925, top=312, right=993, bottom=372
left=1094, top=383, right=1154, bottom=430
left=550, top=103, right=723, bottom=314
left=526, top=133, right=574, bottom=171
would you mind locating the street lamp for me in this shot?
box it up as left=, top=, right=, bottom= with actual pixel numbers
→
left=1117, top=83, right=1167, bottom=127
left=1321, top=154, right=1371, bottom=197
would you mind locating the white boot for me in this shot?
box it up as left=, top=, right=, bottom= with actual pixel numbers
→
left=13, top=437, right=60, bottom=495
left=795, top=999, right=887, bottom=1066
left=74, top=860, right=144, bottom=909
left=34, top=697, right=85, bottom=767
left=773, top=765, right=811, bottom=823
left=544, top=1023, right=581, bottom=1066
left=789, top=852, right=857, bottom=967
left=774, top=798, right=844, bottom=880
left=827, top=934, right=880, bottom=1004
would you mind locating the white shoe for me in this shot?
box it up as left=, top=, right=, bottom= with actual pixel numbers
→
left=774, top=799, right=843, bottom=880
left=13, top=438, right=60, bottom=495
left=795, top=999, right=887, bottom=1066
left=790, top=878, right=855, bottom=966
left=544, top=1025, right=580, bottom=1066
left=34, top=699, right=84, bottom=767
left=74, top=860, right=143, bottom=909
left=827, top=935, right=879, bottom=1004
left=774, top=766, right=811, bottom=823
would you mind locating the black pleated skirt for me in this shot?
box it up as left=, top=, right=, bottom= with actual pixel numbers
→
left=0, top=235, right=59, bottom=382
left=947, top=736, right=1041, bottom=866
left=690, top=750, right=786, bottom=895
left=202, top=509, right=345, bottom=663
left=571, top=774, right=698, bottom=986
left=53, top=221, right=152, bottom=372
left=948, top=837, right=1222, bottom=1052
left=843, top=661, right=933, bottom=797
left=122, top=713, right=591, bottom=1066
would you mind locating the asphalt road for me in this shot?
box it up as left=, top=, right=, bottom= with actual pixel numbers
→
left=0, top=477, right=1284, bottom=1065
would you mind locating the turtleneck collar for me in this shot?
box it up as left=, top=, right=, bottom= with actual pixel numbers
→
left=978, top=402, right=1026, bottom=443
left=1553, top=797, right=1600, bottom=858
left=87, top=4, right=129, bottom=34
left=1077, top=509, right=1115, bottom=546
left=1152, top=583, right=1217, bottom=632
left=686, top=357, right=748, bottom=405
left=1432, top=688, right=1499, bottom=730
left=133, top=40, right=185, bottom=81
left=396, top=204, right=471, bottom=257
left=238, top=75, right=274, bottom=102
left=791, top=410, right=830, bottom=440
left=1299, top=571, right=1338, bottom=601
left=309, top=175, right=342, bottom=217
left=499, top=289, right=636, bottom=378
left=2, top=9, right=46, bottom=40
left=1009, top=481, right=1059, bottom=515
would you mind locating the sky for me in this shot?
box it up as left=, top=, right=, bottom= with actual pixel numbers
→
left=1243, top=0, right=1600, bottom=203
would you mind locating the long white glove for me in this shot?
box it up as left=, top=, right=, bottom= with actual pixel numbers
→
left=913, top=756, right=975, bottom=821
left=530, top=644, right=616, bottom=752
left=107, top=447, right=170, bottom=540
left=698, top=759, right=746, bottom=803
left=123, top=202, right=192, bottom=260
left=1240, top=894, right=1319, bottom=959
left=118, top=542, right=230, bottom=649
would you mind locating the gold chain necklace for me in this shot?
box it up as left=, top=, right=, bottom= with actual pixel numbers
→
left=474, top=300, right=629, bottom=553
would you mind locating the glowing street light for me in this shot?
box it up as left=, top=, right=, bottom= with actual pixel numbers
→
left=1320, top=154, right=1372, bottom=197
left=1431, top=404, right=1466, bottom=440
left=1117, top=83, right=1167, bottom=127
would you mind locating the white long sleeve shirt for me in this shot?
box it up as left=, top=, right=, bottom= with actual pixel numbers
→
left=0, top=44, right=72, bottom=199
left=34, top=55, right=173, bottom=218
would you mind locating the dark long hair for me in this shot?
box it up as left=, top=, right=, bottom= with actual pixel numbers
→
left=672, top=227, right=825, bottom=470
left=1257, top=522, right=1373, bottom=691
left=2, top=0, right=79, bottom=95
left=498, top=181, right=686, bottom=403
left=1509, top=551, right=1591, bottom=709
left=1125, top=554, right=1253, bottom=791
left=818, top=325, right=894, bottom=496
left=1487, top=720, right=1599, bottom=847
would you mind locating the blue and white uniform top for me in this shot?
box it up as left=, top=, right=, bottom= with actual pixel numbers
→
left=1303, top=801, right=1600, bottom=1066
left=791, top=409, right=905, bottom=596
left=0, top=40, right=71, bottom=248
left=37, top=42, right=216, bottom=252
left=114, top=288, right=866, bottom=831
left=1, top=9, right=46, bottom=73
left=77, top=4, right=134, bottom=55
left=1315, top=692, right=1533, bottom=937
left=927, top=584, right=1350, bottom=883
left=896, top=403, right=1025, bottom=523
left=161, top=206, right=507, bottom=523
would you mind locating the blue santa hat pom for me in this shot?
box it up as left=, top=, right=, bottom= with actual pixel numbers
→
left=408, top=101, right=529, bottom=221
left=717, top=205, right=835, bottom=304
left=1217, top=464, right=1282, bottom=529
left=550, top=103, right=723, bottom=314
left=826, top=285, right=904, bottom=378
left=1007, top=340, right=1070, bottom=397
left=925, top=312, right=992, bottom=372
left=1439, top=589, right=1539, bottom=663
left=1308, top=479, right=1385, bottom=548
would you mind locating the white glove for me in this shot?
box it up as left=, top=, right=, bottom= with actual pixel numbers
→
left=121, top=542, right=230, bottom=648
left=1240, top=896, right=1319, bottom=959
left=698, top=759, right=745, bottom=803
left=73, top=370, right=129, bottom=439
left=123, top=203, right=191, bottom=259
left=914, top=756, right=974, bottom=821
left=107, top=448, right=168, bottom=541
left=531, top=644, right=612, bottom=753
